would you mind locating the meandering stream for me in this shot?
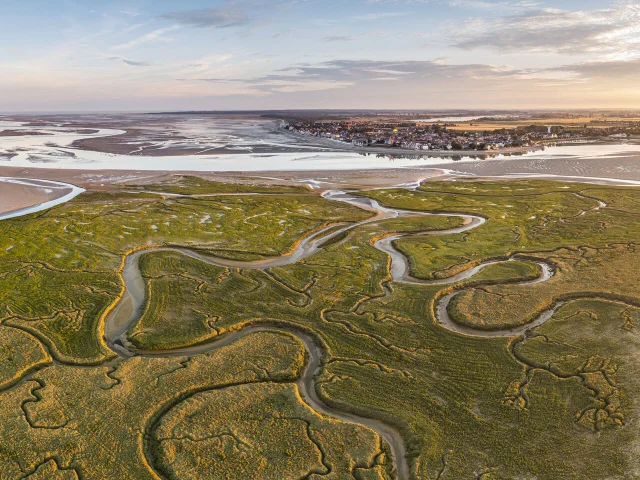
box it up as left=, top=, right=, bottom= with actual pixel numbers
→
left=1, top=173, right=619, bottom=479
left=100, top=185, right=574, bottom=480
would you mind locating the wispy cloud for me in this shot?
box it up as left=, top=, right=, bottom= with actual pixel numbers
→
left=107, top=55, right=152, bottom=67
left=187, top=54, right=235, bottom=68
left=551, top=58, right=640, bottom=79
left=351, top=12, right=409, bottom=20
left=120, top=9, right=142, bottom=18
left=366, top=0, right=539, bottom=7
left=187, top=58, right=519, bottom=94
left=3, top=0, right=639, bottom=110
left=322, top=36, right=355, bottom=42
left=161, top=8, right=249, bottom=28
left=122, top=59, right=152, bottom=67
left=180, top=54, right=640, bottom=99
left=160, top=0, right=297, bottom=29
left=454, top=2, right=640, bottom=56
left=447, top=0, right=539, bottom=7
left=113, top=25, right=180, bottom=50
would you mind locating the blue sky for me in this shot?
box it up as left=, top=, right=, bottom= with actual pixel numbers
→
left=1, top=0, right=638, bottom=111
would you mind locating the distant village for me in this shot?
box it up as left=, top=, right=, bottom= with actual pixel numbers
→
left=283, top=120, right=636, bottom=152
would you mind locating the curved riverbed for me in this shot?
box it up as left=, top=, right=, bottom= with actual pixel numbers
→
left=1, top=169, right=637, bottom=478
left=102, top=187, right=571, bottom=480
left=2, top=173, right=617, bottom=479
left=105, top=190, right=486, bottom=480
left=0, top=172, right=627, bottom=479
left=138, top=324, right=409, bottom=480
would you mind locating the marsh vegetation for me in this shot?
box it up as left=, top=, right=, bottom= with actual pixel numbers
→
left=0, top=175, right=639, bottom=478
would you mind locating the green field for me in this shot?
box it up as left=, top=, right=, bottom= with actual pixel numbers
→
left=0, top=175, right=639, bottom=479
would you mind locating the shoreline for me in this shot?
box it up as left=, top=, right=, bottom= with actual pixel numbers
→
left=280, top=127, right=626, bottom=158
left=2, top=164, right=639, bottom=223
left=2, top=151, right=640, bottom=189
left=0, top=177, right=85, bottom=219
left=3, top=128, right=640, bottom=217
left=2, top=116, right=639, bottom=175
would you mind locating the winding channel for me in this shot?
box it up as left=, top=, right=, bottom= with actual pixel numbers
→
left=0, top=173, right=615, bottom=479
left=100, top=185, right=582, bottom=480
left=0, top=174, right=614, bottom=479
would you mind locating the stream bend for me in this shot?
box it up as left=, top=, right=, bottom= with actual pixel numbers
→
left=104, top=189, right=564, bottom=480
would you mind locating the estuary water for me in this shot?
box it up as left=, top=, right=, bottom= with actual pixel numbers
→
left=1, top=120, right=639, bottom=173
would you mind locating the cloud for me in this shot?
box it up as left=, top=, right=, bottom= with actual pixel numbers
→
left=273, top=59, right=516, bottom=82
left=446, top=0, right=539, bottom=7
left=120, top=9, right=142, bottom=18
left=366, top=0, right=539, bottom=6
left=366, top=68, right=415, bottom=74
left=271, top=81, right=353, bottom=93
left=551, top=58, right=640, bottom=79
left=351, top=12, right=409, bottom=20
left=178, top=54, right=640, bottom=104
left=160, top=0, right=297, bottom=29
left=188, top=58, right=521, bottom=95
left=454, top=2, right=640, bottom=55
left=322, top=36, right=355, bottom=42
left=122, top=59, right=152, bottom=67
left=187, top=54, right=234, bottom=68
left=113, top=25, right=180, bottom=50
left=108, top=56, right=152, bottom=67
left=161, top=8, right=249, bottom=28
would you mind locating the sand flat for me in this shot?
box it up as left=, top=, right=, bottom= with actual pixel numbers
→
left=0, top=179, right=72, bottom=215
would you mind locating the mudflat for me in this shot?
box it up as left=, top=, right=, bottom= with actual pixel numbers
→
left=0, top=179, right=72, bottom=215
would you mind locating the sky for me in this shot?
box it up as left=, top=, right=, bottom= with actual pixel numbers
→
left=1, top=0, right=639, bottom=111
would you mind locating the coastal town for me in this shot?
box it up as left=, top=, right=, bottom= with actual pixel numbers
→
left=283, top=118, right=638, bottom=152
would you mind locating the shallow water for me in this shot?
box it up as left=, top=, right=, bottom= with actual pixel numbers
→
left=1, top=120, right=639, bottom=173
